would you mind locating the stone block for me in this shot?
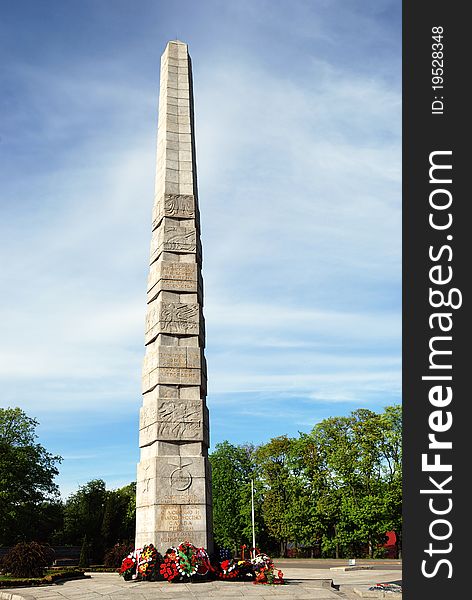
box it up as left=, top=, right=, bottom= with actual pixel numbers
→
left=164, top=167, right=179, bottom=181
left=179, top=170, right=193, bottom=184
left=147, top=261, right=198, bottom=298
left=143, top=530, right=209, bottom=553
left=139, top=397, right=208, bottom=445
left=156, top=504, right=206, bottom=532
left=142, top=384, right=202, bottom=404
left=152, top=193, right=195, bottom=226
left=142, top=363, right=206, bottom=394
left=139, top=440, right=209, bottom=462
left=150, top=222, right=197, bottom=262
left=145, top=301, right=200, bottom=342
left=156, top=333, right=202, bottom=348
left=179, top=161, right=193, bottom=172
left=137, top=455, right=208, bottom=481
left=140, top=397, right=206, bottom=429
left=179, top=183, right=194, bottom=195
left=143, top=345, right=202, bottom=371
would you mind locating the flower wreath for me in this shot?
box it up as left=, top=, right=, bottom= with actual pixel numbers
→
left=119, top=555, right=136, bottom=579
left=136, top=544, right=159, bottom=579
left=217, top=558, right=238, bottom=579
left=175, top=543, right=199, bottom=577
left=195, top=546, right=212, bottom=576
left=250, top=553, right=284, bottom=585
left=159, top=542, right=210, bottom=581
left=160, top=551, right=179, bottom=581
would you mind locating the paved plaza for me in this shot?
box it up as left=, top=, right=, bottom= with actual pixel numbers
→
left=0, top=562, right=402, bottom=600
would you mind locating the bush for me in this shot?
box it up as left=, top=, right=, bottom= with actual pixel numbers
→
left=104, top=542, right=134, bottom=568
left=78, top=535, right=90, bottom=568
left=0, top=542, right=55, bottom=578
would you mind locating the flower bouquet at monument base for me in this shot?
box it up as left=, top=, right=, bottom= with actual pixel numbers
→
left=119, top=541, right=284, bottom=585
left=214, top=551, right=284, bottom=585
left=159, top=542, right=212, bottom=582
left=250, top=553, right=284, bottom=585
left=119, top=544, right=163, bottom=581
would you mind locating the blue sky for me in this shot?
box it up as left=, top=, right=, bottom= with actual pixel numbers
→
left=0, top=0, right=401, bottom=498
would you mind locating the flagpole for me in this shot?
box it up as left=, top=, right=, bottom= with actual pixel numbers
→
left=251, top=478, right=256, bottom=559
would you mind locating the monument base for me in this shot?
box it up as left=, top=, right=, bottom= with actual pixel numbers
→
left=135, top=441, right=213, bottom=554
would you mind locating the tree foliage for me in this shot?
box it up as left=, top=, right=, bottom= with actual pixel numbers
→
left=61, top=479, right=136, bottom=562
left=210, top=405, right=402, bottom=558
left=0, top=407, right=62, bottom=545
left=209, top=441, right=265, bottom=553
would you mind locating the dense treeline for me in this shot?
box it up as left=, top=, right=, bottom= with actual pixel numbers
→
left=1, top=406, right=401, bottom=560
left=0, top=408, right=136, bottom=562
left=210, top=406, right=402, bottom=558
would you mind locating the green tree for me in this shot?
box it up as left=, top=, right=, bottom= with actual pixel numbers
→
left=30, top=500, right=65, bottom=544
left=101, top=482, right=136, bottom=548
left=378, top=405, right=402, bottom=556
left=0, top=407, right=62, bottom=545
left=63, top=479, right=107, bottom=562
left=61, top=480, right=136, bottom=560
left=78, top=534, right=91, bottom=568
left=210, top=441, right=263, bottom=554
left=305, top=407, right=402, bottom=558
left=255, top=436, right=299, bottom=557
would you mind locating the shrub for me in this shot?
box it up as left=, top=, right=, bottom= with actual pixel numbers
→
left=0, top=542, right=55, bottom=578
left=104, top=542, right=134, bottom=568
left=78, top=535, right=90, bottom=568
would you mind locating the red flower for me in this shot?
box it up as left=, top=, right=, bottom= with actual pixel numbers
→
left=160, top=556, right=178, bottom=581
left=119, top=557, right=135, bottom=573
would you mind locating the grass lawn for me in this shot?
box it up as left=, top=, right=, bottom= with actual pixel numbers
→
left=0, top=569, right=88, bottom=587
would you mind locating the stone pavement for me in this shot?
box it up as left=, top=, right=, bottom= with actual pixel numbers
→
left=0, top=566, right=402, bottom=600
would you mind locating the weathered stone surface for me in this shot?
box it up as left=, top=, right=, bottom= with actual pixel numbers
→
left=142, top=367, right=203, bottom=394
left=139, top=399, right=209, bottom=445
left=152, top=194, right=196, bottom=227
left=136, top=40, right=212, bottom=553
left=136, top=501, right=212, bottom=550
left=147, top=261, right=199, bottom=301
left=140, top=399, right=208, bottom=428
left=143, top=345, right=202, bottom=370
left=150, top=222, right=197, bottom=263
left=145, top=301, right=200, bottom=342
left=148, top=261, right=197, bottom=290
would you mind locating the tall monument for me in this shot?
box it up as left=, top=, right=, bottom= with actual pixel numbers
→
left=135, top=41, right=213, bottom=553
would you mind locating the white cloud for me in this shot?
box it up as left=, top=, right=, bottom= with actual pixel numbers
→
left=0, top=7, right=400, bottom=500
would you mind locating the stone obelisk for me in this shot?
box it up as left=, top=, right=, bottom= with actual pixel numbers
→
left=135, top=40, right=212, bottom=553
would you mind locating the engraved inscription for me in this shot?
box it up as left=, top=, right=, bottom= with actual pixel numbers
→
left=160, top=505, right=203, bottom=531
left=154, top=367, right=201, bottom=386
left=148, top=262, right=197, bottom=294
left=160, top=262, right=196, bottom=280
left=162, top=494, right=199, bottom=504
left=143, top=347, right=201, bottom=372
